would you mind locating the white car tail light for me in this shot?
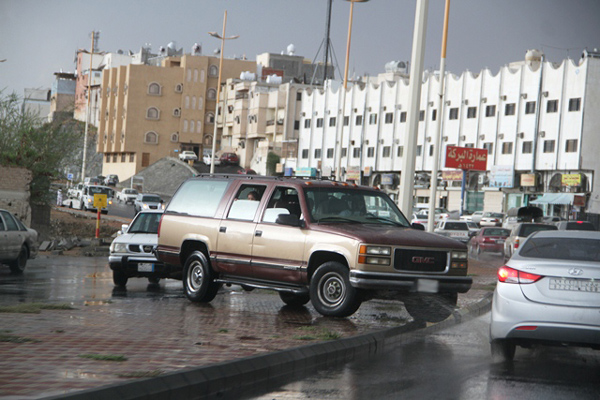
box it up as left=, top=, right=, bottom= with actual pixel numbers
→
left=498, top=266, right=542, bottom=284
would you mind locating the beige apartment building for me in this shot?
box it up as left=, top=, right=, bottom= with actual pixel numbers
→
left=97, top=54, right=256, bottom=181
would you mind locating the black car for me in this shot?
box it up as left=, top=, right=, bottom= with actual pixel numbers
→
left=555, top=221, right=596, bottom=231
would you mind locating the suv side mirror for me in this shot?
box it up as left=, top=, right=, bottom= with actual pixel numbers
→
left=276, top=214, right=302, bottom=227
left=412, top=223, right=425, bottom=231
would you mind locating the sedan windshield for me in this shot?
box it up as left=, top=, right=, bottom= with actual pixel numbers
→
left=304, top=187, right=410, bottom=227
left=128, top=212, right=161, bottom=234
left=520, top=237, right=600, bottom=262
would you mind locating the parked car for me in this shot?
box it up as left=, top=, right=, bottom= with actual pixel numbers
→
left=0, top=209, right=38, bottom=274
left=179, top=151, right=198, bottom=161
left=219, top=152, right=239, bottom=165
left=411, top=212, right=430, bottom=230
left=116, top=188, right=139, bottom=204
left=460, top=211, right=484, bottom=224
left=434, top=220, right=479, bottom=243
left=468, top=227, right=511, bottom=257
left=502, top=206, right=544, bottom=230
left=134, top=193, right=165, bottom=213
left=84, top=176, right=102, bottom=186
left=555, top=220, right=596, bottom=231
left=157, top=175, right=472, bottom=322
left=541, top=215, right=564, bottom=224
left=108, top=210, right=175, bottom=287
left=503, top=222, right=558, bottom=261
left=202, top=152, right=221, bottom=166
left=490, top=230, right=600, bottom=362
left=479, top=212, right=505, bottom=227
left=67, top=183, right=84, bottom=199
left=104, top=174, right=119, bottom=186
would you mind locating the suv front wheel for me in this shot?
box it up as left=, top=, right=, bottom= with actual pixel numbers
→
left=310, top=262, right=361, bottom=317
left=183, top=251, right=219, bottom=302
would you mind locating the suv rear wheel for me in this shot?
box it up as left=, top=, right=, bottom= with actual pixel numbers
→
left=183, top=251, right=219, bottom=302
left=310, top=262, right=361, bottom=317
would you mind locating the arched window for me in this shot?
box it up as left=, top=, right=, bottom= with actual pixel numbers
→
left=190, top=120, right=195, bottom=133
left=185, top=96, right=190, bottom=109
left=171, top=132, right=179, bottom=142
left=207, top=88, right=217, bottom=100
left=206, top=112, right=215, bottom=124
left=146, top=107, right=159, bottom=119
left=191, top=96, right=196, bottom=109
left=144, top=131, right=158, bottom=144
left=193, top=69, right=198, bottom=82
left=183, top=119, right=188, bottom=132
left=187, top=68, right=192, bottom=82
left=209, top=65, right=218, bottom=77
left=198, top=96, right=203, bottom=110
left=197, top=120, right=202, bottom=133
left=203, top=134, right=213, bottom=145
left=200, top=70, right=205, bottom=83
left=148, top=83, right=161, bottom=95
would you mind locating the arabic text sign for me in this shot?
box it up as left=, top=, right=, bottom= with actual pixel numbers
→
left=445, top=146, right=487, bottom=171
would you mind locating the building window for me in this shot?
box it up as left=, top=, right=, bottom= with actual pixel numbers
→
left=431, top=109, right=437, bottom=121
left=383, top=146, right=391, bottom=157
left=416, top=145, right=422, bottom=156
left=144, top=131, right=158, bottom=144
left=146, top=107, right=159, bottom=119
left=121, top=153, right=126, bottom=162
left=568, top=98, right=581, bottom=112
left=419, top=110, right=425, bottom=121
left=197, top=120, right=202, bottom=133
left=183, top=120, right=188, bottom=132
left=187, top=69, right=192, bottom=82
left=198, top=96, right=203, bottom=109
left=343, top=116, right=350, bottom=126
left=342, top=148, right=347, bottom=157
left=329, top=117, right=336, bottom=127
left=190, top=120, right=195, bottom=132
left=546, top=99, right=558, bottom=113
left=314, top=148, right=322, bottom=158
left=129, top=153, right=135, bottom=162
left=148, top=83, right=161, bottom=95
left=304, top=119, right=311, bottom=128
left=171, top=133, right=179, bottom=143
left=302, top=149, right=309, bottom=159
left=294, top=120, right=300, bottom=130
left=296, top=92, right=302, bottom=101
left=326, top=148, right=334, bottom=158
left=369, top=113, right=378, bottom=125
left=193, top=69, right=198, bottom=82
left=105, top=154, right=110, bottom=163
left=206, top=112, right=215, bottom=124
left=525, top=101, right=536, bottom=114
left=543, top=140, right=555, bottom=153
left=522, top=141, right=533, bottom=154
left=353, top=148, right=361, bottom=158
left=367, top=147, right=375, bottom=157
left=400, top=111, right=407, bottom=123
left=192, top=96, right=196, bottom=109
left=485, top=105, right=496, bottom=117
left=355, top=115, right=363, bottom=126
left=565, top=139, right=578, bottom=152
left=316, top=118, right=323, bottom=128
left=449, top=108, right=459, bottom=120
left=397, top=146, right=404, bottom=157
left=385, top=112, right=393, bottom=124
left=483, top=142, right=493, bottom=155
left=429, top=145, right=434, bottom=156
left=467, top=107, right=477, bottom=119
left=501, top=142, right=513, bottom=154
left=465, top=143, right=474, bottom=148
left=505, top=103, right=516, bottom=116
left=173, top=108, right=181, bottom=117
left=207, top=88, right=217, bottom=100
left=209, top=65, right=218, bottom=77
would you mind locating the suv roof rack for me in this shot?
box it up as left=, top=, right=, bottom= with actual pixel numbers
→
left=193, top=173, right=338, bottom=182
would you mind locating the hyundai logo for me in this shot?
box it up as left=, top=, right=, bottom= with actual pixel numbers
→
left=568, top=268, right=584, bottom=276
left=412, top=256, right=435, bottom=264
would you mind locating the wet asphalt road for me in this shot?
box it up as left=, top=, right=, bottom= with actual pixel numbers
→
left=249, top=313, right=600, bottom=400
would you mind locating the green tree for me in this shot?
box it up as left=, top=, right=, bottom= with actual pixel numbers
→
left=266, top=151, right=281, bottom=176
left=0, top=91, right=85, bottom=205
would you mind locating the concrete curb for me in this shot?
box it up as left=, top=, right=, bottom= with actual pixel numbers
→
left=42, top=292, right=494, bottom=400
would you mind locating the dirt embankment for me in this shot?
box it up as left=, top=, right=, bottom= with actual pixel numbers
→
left=41, top=207, right=126, bottom=241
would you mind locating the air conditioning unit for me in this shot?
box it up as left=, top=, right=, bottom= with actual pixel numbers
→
left=499, top=134, right=504, bottom=139
left=539, top=131, right=546, bottom=138
left=396, top=104, right=402, bottom=110
left=301, top=112, right=305, bottom=116
left=171, top=132, right=179, bottom=142
left=462, top=99, right=469, bottom=105
left=500, top=95, right=507, bottom=101
left=394, top=138, right=400, bottom=144
left=383, top=106, right=387, bottom=111
left=379, top=139, right=384, bottom=144
left=368, top=107, right=372, bottom=112
left=479, top=134, right=485, bottom=140
left=426, top=136, right=432, bottom=142
left=460, top=135, right=466, bottom=141
left=354, top=108, right=358, bottom=112
left=175, top=84, right=183, bottom=93
left=542, top=91, right=549, bottom=97
left=443, top=136, right=448, bottom=142
left=521, top=93, right=528, bottom=99
left=364, top=140, right=369, bottom=145
left=481, top=97, right=487, bottom=103
left=445, top=100, right=451, bottom=106
left=517, top=132, right=524, bottom=139
left=173, top=108, right=181, bottom=117
left=428, top=101, right=434, bottom=106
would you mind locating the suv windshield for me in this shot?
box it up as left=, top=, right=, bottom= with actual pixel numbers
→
left=304, top=187, right=410, bottom=227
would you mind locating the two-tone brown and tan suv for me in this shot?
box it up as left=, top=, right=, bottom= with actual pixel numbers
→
left=156, top=175, right=471, bottom=321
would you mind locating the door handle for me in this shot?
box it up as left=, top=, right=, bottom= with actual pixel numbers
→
left=219, top=226, right=227, bottom=233
left=254, top=230, right=262, bottom=237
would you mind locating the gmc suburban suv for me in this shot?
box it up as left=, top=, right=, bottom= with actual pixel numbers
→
left=156, top=175, right=471, bottom=321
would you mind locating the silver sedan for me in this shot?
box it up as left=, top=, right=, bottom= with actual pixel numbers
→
left=490, top=230, right=600, bottom=361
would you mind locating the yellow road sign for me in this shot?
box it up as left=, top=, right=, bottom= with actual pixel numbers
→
left=93, top=194, right=107, bottom=208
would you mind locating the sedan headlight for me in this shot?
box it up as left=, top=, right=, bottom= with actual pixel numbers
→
left=110, top=242, right=128, bottom=253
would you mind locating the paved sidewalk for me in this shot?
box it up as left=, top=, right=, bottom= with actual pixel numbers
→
left=0, top=255, right=501, bottom=400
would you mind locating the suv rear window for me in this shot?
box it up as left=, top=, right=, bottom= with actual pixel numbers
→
left=167, top=180, right=230, bottom=217
left=518, top=224, right=557, bottom=237
left=520, top=237, right=600, bottom=261
left=564, top=222, right=595, bottom=231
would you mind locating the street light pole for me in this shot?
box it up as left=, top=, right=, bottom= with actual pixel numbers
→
left=81, top=31, right=98, bottom=181
left=209, top=11, right=239, bottom=174
left=335, top=0, right=370, bottom=182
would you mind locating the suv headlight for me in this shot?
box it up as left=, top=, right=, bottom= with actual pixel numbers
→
left=359, top=245, right=391, bottom=256
left=451, top=251, right=468, bottom=260
left=359, top=245, right=392, bottom=266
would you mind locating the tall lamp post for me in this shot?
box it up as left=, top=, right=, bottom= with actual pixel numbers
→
left=208, top=10, right=239, bottom=174
left=335, top=0, right=370, bottom=182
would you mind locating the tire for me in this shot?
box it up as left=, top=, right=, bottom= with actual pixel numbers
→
left=279, top=291, right=310, bottom=307
left=113, top=270, right=128, bottom=287
left=148, top=277, right=161, bottom=284
left=491, top=339, right=516, bottom=362
left=310, top=262, right=361, bottom=317
left=8, top=246, right=28, bottom=274
left=183, top=251, right=219, bottom=303
left=404, top=292, right=458, bottom=323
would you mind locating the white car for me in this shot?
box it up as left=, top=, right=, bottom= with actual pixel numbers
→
left=108, top=210, right=168, bottom=287
left=134, top=193, right=165, bottom=213
left=0, top=209, right=38, bottom=274
left=117, top=188, right=139, bottom=204
left=203, top=153, right=221, bottom=166
left=490, top=230, right=600, bottom=362
left=461, top=211, right=484, bottom=224
left=178, top=151, right=198, bottom=161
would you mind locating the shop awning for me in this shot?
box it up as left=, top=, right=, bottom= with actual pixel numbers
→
left=530, top=193, right=574, bottom=205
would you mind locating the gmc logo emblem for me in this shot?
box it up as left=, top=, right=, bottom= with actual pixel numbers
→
left=412, top=256, right=435, bottom=264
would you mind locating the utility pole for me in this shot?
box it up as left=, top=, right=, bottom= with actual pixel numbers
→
left=81, top=31, right=99, bottom=181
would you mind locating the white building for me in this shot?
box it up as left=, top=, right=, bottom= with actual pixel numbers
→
left=296, top=49, right=600, bottom=220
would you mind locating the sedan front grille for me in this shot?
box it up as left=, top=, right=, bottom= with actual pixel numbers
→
left=394, top=249, right=448, bottom=273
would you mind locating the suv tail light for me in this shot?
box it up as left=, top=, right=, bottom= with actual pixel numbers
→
left=498, top=266, right=542, bottom=284
left=514, top=237, right=520, bottom=249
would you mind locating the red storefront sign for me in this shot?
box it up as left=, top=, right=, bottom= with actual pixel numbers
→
left=445, top=146, right=487, bottom=171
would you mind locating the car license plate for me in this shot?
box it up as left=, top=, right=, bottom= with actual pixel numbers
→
left=496, top=239, right=505, bottom=244
left=549, top=278, right=599, bottom=293
left=417, top=279, right=439, bottom=293
left=138, top=263, right=154, bottom=272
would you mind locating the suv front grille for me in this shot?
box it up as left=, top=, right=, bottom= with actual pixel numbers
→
left=394, top=249, right=448, bottom=273
left=129, top=245, right=155, bottom=254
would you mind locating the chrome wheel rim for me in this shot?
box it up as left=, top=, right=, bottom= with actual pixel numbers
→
left=318, top=272, right=346, bottom=308
left=187, top=261, right=204, bottom=293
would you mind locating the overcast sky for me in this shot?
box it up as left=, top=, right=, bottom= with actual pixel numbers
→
left=1, top=0, right=599, bottom=97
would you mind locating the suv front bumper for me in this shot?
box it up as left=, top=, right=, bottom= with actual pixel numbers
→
left=349, top=270, right=472, bottom=293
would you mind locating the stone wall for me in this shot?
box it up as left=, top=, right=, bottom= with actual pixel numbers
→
left=0, top=166, right=33, bottom=225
